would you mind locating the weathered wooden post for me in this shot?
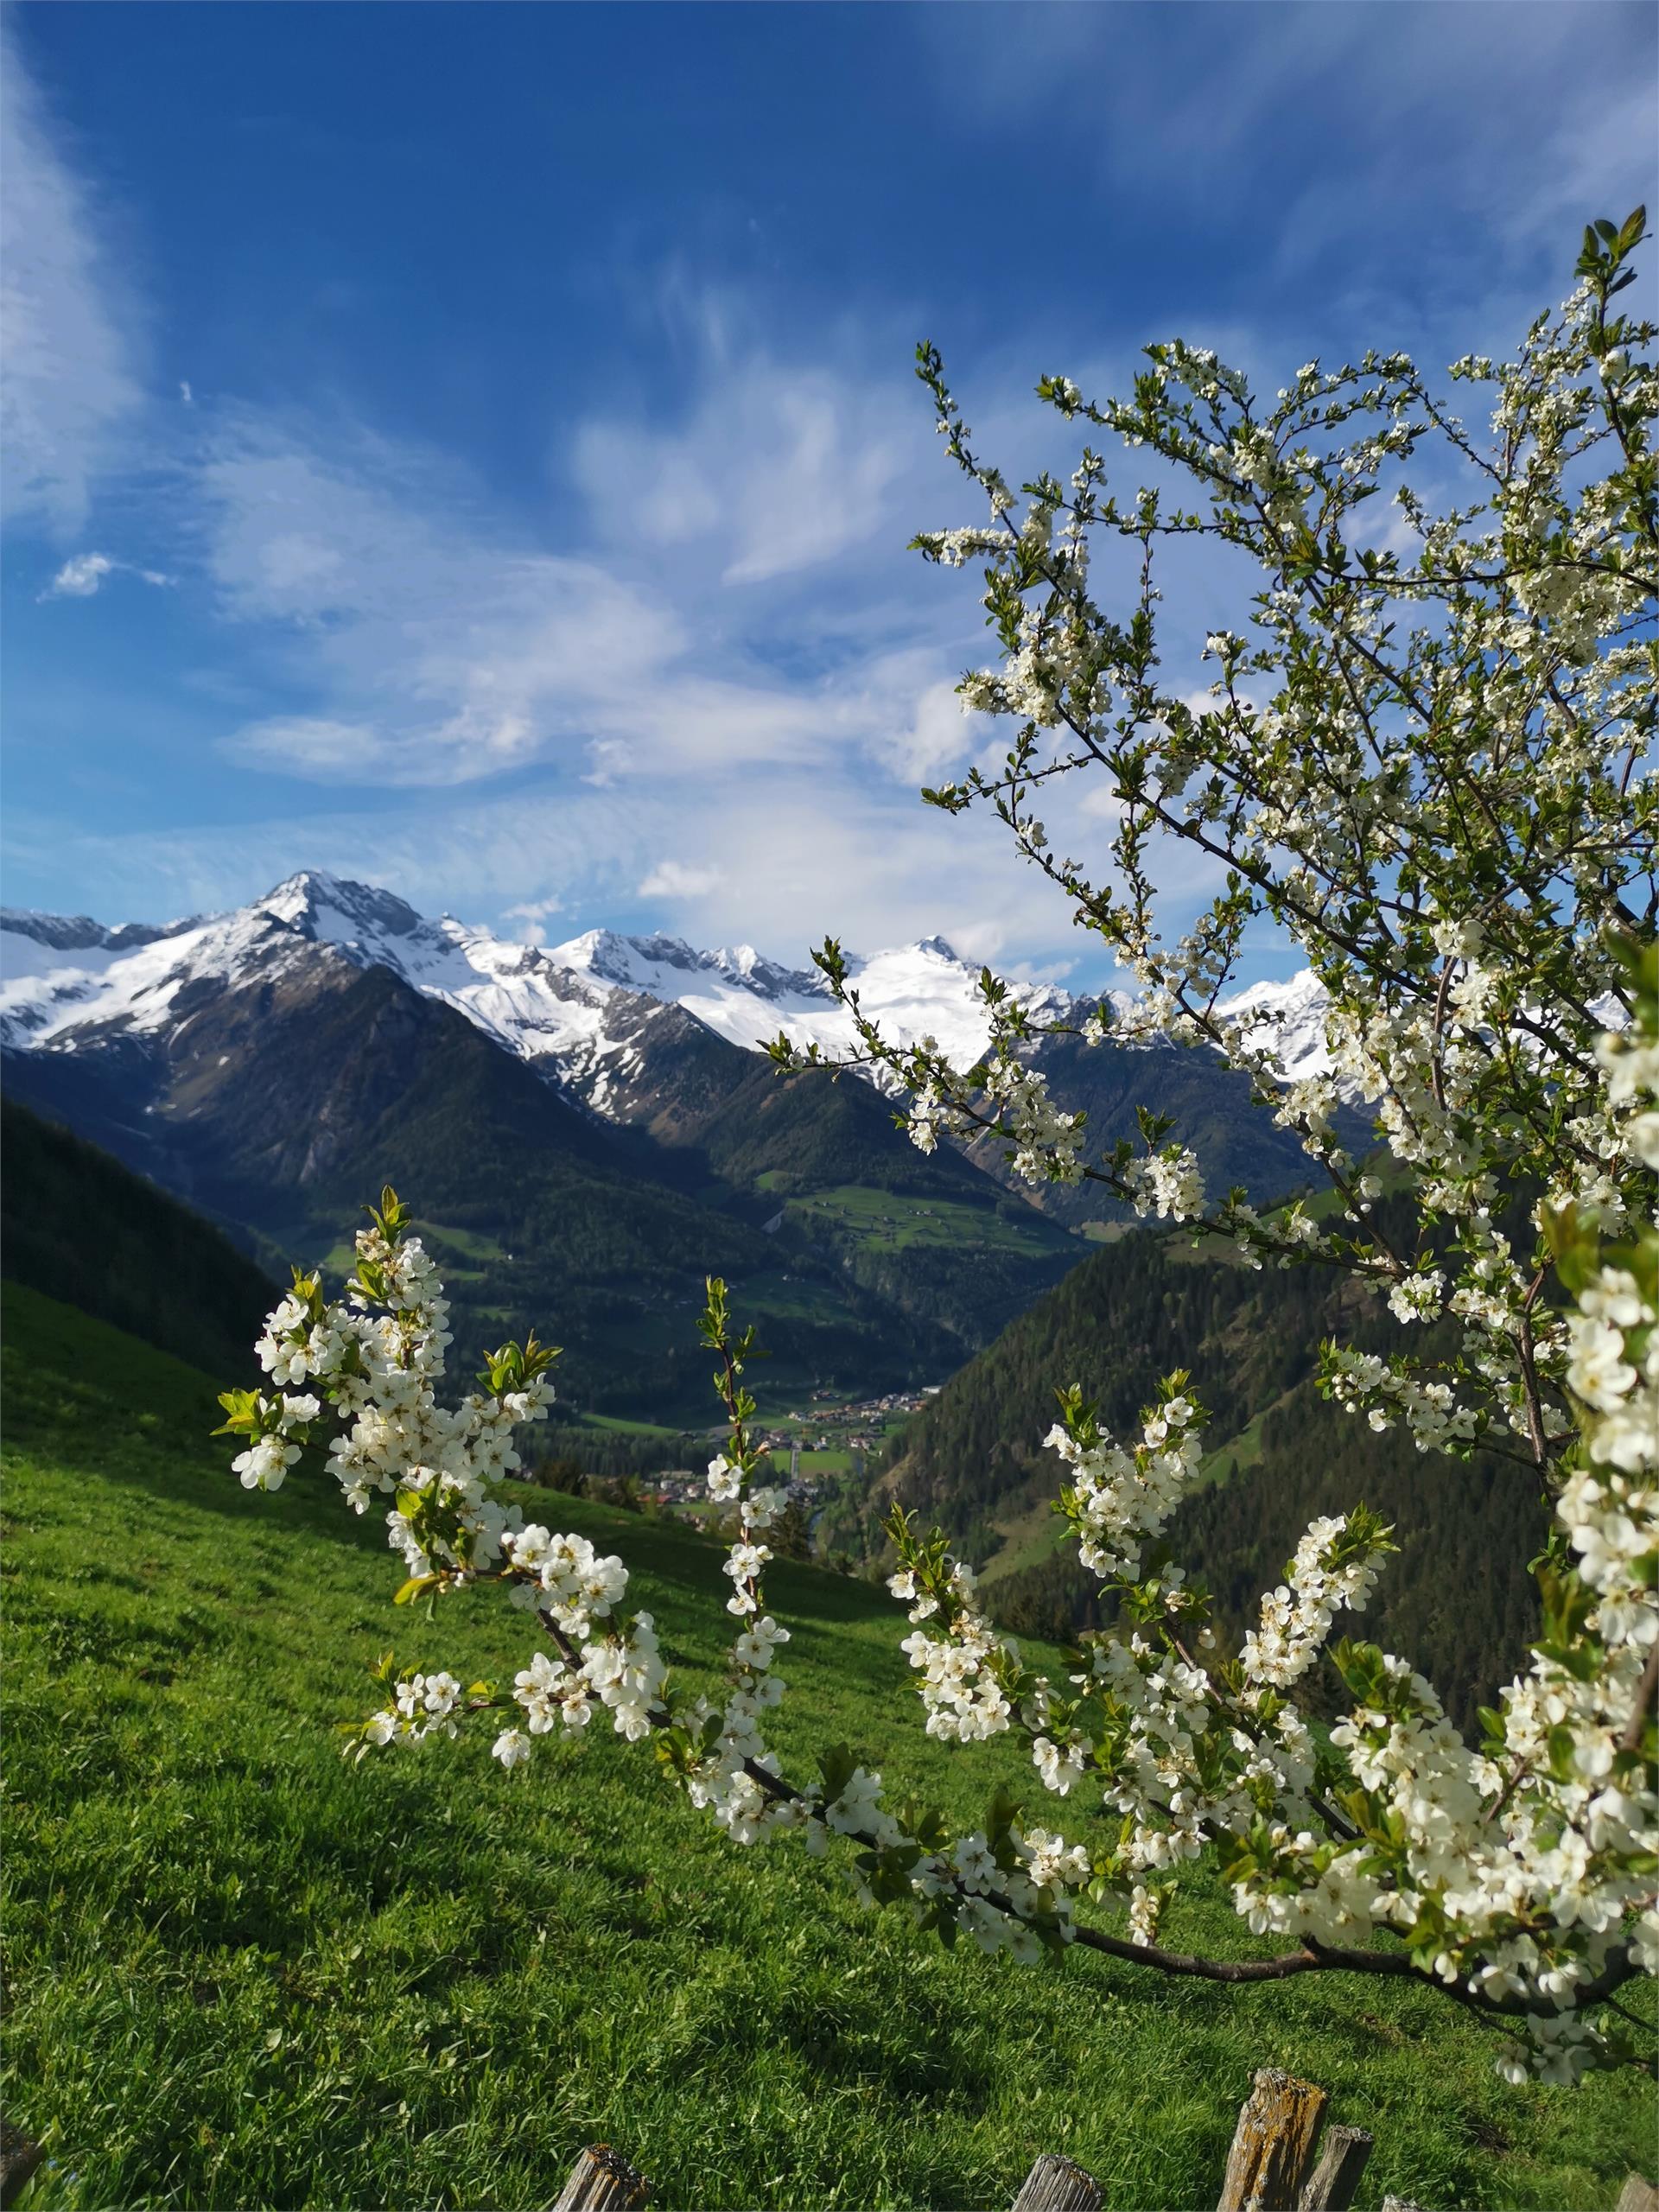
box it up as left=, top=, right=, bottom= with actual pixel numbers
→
left=1297, top=2125, right=1373, bottom=2211
left=550, top=2143, right=651, bottom=2212
left=1617, top=2177, right=1659, bottom=2212
left=1215, top=2068, right=1329, bottom=2212
left=0, top=2123, right=43, bottom=2212
left=1010, top=2151, right=1105, bottom=2212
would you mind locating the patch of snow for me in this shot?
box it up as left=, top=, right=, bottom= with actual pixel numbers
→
left=1212, top=970, right=1334, bottom=1082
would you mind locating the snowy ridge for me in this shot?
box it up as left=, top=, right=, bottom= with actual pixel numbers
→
left=552, top=923, right=1088, bottom=1068
left=0, top=869, right=1338, bottom=1111
left=1211, top=969, right=1335, bottom=1082
left=0, top=902, right=315, bottom=1051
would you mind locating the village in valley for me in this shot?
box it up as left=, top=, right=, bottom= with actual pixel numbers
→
left=638, top=1383, right=939, bottom=1514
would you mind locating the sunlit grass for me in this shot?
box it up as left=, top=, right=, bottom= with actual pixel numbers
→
left=2, top=1282, right=1650, bottom=2211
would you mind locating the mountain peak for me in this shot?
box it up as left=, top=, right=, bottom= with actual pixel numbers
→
left=258, top=871, right=424, bottom=944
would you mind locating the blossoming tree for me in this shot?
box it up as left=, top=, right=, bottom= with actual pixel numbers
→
left=220, top=214, right=1656, bottom=2083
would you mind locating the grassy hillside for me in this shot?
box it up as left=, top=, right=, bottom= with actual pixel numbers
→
left=3, top=1283, right=1652, bottom=2210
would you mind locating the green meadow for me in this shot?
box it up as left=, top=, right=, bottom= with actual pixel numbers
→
left=2, top=1282, right=1651, bottom=2211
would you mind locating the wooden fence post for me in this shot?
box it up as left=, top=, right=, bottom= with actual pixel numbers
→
left=1215, top=2068, right=1329, bottom=2212
left=550, top=2144, right=650, bottom=2212
left=1617, top=2178, right=1659, bottom=2212
left=1011, top=2152, right=1104, bottom=2212
left=1297, top=2125, right=1373, bottom=2211
left=0, top=2124, right=43, bottom=2212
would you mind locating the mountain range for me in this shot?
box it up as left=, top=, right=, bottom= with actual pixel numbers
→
left=0, top=868, right=1338, bottom=1097
left=0, top=871, right=1353, bottom=1415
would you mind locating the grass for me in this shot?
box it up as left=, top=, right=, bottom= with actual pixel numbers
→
left=1195, top=1400, right=1285, bottom=1489
left=976, top=1497, right=1071, bottom=1589
left=2, top=1280, right=1653, bottom=2212
left=784, top=1186, right=1072, bottom=1261
left=798, top=1449, right=855, bottom=1477
left=577, top=1411, right=691, bottom=1440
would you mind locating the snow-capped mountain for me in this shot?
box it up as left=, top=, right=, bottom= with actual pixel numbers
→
left=2, top=869, right=1355, bottom=1263
left=548, top=921, right=1091, bottom=1070
left=2, top=874, right=689, bottom=1125
left=1210, top=969, right=1335, bottom=1083
left=1, top=899, right=298, bottom=1048
left=0, top=871, right=1147, bottom=1109
left=0, top=868, right=1341, bottom=1128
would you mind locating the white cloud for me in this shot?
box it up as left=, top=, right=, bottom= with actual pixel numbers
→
left=40, top=550, right=114, bottom=599
left=502, top=892, right=565, bottom=944
left=639, top=859, right=723, bottom=900
left=582, top=739, right=635, bottom=788
left=220, top=715, right=389, bottom=780
left=199, top=413, right=704, bottom=787
left=36, top=550, right=175, bottom=601
left=0, top=20, right=143, bottom=537
left=190, top=395, right=992, bottom=804
left=573, top=355, right=913, bottom=587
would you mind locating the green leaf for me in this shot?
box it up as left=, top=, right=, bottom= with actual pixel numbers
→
left=819, top=1743, right=857, bottom=1806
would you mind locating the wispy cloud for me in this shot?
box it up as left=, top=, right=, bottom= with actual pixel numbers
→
left=38, top=550, right=173, bottom=601
left=190, top=380, right=991, bottom=808
left=572, top=350, right=913, bottom=587
left=3, top=759, right=1078, bottom=974
left=198, top=410, right=687, bottom=786
left=0, top=17, right=143, bottom=537
left=639, top=859, right=723, bottom=899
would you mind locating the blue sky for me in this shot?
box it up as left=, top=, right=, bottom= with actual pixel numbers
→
left=3, top=2, right=1653, bottom=983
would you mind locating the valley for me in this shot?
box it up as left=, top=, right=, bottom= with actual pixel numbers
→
left=0, top=868, right=1357, bottom=1421
left=3, top=868, right=1537, bottom=1730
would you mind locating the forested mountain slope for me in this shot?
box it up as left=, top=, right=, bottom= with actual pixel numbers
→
left=0, top=873, right=1364, bottom=1339
left=974, top=1030, right=1370, bottom=1233
left=876, top=1228, right=1547, bottom=1731
left=0, top=1096, right=277, bottom=1382
left=0, top=966, right=871, bottom=1417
